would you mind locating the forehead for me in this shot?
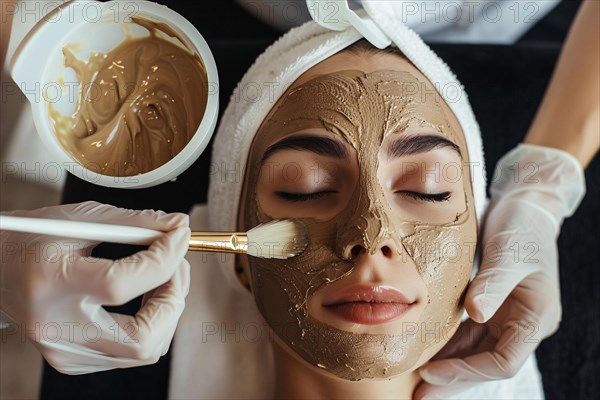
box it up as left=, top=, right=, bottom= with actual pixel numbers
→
left=253, top=50, right=471, bottom=164
left=292, top=51, right=422, bottom=88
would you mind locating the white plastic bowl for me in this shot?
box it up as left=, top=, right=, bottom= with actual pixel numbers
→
left=10, top=0, right=219, bottom=188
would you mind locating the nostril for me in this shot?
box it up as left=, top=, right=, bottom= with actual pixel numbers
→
left=350, top=245, right=364, bottom=258
left=381, top=245, right=392, bottom=257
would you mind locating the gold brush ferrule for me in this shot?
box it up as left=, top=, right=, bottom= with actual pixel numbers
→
left=188, top=232, right=249, bottom=254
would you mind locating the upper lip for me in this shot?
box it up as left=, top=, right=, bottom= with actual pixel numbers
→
left=323, top=284, right=415, bottom=306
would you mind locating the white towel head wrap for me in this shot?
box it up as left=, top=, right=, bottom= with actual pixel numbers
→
left=208, top=3, right=486, bottom=291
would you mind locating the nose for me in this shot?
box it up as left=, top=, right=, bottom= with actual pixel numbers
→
left=342, top=237, right=402, bottom=261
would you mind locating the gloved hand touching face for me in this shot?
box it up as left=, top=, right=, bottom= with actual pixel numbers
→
left=416, top=144, right=585, bottom=398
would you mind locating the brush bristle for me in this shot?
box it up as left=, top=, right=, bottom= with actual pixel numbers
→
left=246, top=219, right=308, bottom=259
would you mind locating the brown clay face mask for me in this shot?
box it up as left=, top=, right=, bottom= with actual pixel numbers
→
left=49, top=17, right=208, bottom=176
left=241, top=70, right=477, bottom=380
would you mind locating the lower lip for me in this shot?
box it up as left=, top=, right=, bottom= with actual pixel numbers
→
left=324, top=302, right=413, bottom=325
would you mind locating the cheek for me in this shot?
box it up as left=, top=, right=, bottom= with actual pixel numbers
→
left=246, top=221, right=355, bottom=336
left=403, top=214, right=477, bottom=328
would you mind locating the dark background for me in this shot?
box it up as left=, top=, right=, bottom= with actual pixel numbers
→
left=40, top=0, right=598, bottom=399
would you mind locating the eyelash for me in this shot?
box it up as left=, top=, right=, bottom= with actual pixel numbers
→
left=396, top=191, right=452, bottom=202
left=275, top=191, right=336, bottom=202
left=276, top=190, right=451, bottom=203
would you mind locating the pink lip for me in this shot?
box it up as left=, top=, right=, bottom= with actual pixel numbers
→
left=323, top=285, right=416, bottom=325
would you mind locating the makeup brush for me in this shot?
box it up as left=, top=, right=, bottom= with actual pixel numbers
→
left=0, top=216, right=308, bottom=259
left=189, top=219, right=308, bottom=259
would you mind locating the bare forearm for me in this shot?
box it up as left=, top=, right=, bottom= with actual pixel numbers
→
left=524, top=0, right=600, bottom=167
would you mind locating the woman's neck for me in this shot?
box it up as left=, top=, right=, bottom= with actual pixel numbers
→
left=272, top=344, right=421, bottom=399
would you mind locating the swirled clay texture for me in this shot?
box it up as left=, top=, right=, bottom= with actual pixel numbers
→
left=241, top=70, right=478, bottom=380
left=49, top=17, right=208, bottom=176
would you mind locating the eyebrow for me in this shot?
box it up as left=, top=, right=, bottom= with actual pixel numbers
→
left=385, top=134, right=462, bottom=159
left=260, top=133, right=461, bottom=163
left=261, top=134, right=349, bottom=163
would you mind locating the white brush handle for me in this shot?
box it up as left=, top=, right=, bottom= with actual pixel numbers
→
left=0, top=215, right=163, bottom=246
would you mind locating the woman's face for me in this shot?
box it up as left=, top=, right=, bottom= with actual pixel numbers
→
left=238, top=51, right=478, bottom=380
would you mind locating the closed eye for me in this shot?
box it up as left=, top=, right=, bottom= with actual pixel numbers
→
left=395, top=191, right=452, bottom=202
left=276, top=190, right=337, bottom=202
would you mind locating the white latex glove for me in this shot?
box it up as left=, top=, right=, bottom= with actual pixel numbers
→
left=415, top=143, right=586, bottom=398
left=0, top=201, right=191, bottom=375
